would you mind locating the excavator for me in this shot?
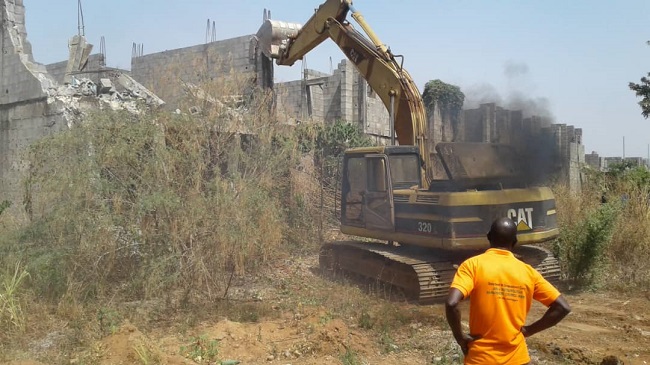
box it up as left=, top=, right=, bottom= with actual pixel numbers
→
left=255, top=0, right=561, bottom=302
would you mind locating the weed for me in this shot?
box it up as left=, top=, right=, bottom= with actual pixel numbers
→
left=180, top=335, right=220, bottom=363
left=553, top=201, right=619, bottom=286
left=134, top=342, right=160, bottom=365
left=0, top=262, right=29, bottom=333
left=340, top=346, right=365, bottom=365
left=227, top=302, right=275, bottom=323
left=551, top=161, right=650, bottom=290
left=13, top=83, right=308, bottom=306
left=0, top=200, right=10, bottom=216
left=319, top=311, right=333, bottom=325
left=379, top=329, right=398, bottom=354
left=97, top=307, right=122, bottom=335
left=357, top=311, right=374, bottom=330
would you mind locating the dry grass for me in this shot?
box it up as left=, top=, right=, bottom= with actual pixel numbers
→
left=552, top=172, right=650, bottom=289
left=0, top=69, right=331, bottom=359
left=0, top=262, right=29, bottom=334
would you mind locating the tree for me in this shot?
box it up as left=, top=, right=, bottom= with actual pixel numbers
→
left=421, top=79, right=465, bottom=115
left=421, top=80, right=465, bottom=140
left=628, top=41, right=650, bottom=118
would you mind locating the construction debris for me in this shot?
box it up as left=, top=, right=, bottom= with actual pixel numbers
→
left=116, top=74, right=165, bottom=107
left=65, top=35, right=93, bottom=84
left=47, top=72, right=166, bottom=124
left=99, top=78, right=114, bottom=94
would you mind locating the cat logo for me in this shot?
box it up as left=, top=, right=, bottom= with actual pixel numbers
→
left=507, top=208, right=533, bottom=231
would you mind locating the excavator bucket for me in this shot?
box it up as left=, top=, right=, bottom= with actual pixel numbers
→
left=253, top=19, right=302, bottom=59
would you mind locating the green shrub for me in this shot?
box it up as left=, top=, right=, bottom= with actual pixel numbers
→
left=0, top=201, right=10, bottom=216
left=553, top=201, right=619, bottom=286
left=555, top=161, right=650, bottom=290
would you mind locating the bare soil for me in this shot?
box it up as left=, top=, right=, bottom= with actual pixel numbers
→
left=3, top=254, right=649, bottom=365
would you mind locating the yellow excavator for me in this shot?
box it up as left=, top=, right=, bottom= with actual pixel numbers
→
left=255, top=0, right=560, bottom=302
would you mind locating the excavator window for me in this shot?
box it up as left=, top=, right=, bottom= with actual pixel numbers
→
left=342, top=157, right=367, bottom=224
left=366, top=158, right=387, bottom=192
left=388, top=154, right=420, bottom=189
left=342, top=155, right=392, bottom=225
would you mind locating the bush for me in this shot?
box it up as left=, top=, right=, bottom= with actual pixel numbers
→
left=554, top=164, right=650, bottom=289
left=553, top=200, right=619, bottom=286
left=6, top=84, right=313, bottom=306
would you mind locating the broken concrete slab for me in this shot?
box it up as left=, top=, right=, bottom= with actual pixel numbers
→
left=117, top=74, right=165, bottom=107
left=64, top=34, right=93, bottom=84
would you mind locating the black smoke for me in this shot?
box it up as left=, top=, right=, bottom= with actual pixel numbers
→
left=463, top=61, right=555, bottom=121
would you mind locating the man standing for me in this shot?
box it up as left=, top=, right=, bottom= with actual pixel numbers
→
left=445, top=217, right=571, bottom=365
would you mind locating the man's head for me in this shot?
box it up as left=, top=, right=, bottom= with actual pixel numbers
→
left=487, top=217, right=518, bottom=249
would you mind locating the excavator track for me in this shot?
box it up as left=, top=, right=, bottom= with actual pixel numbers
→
left=319, top=241, right=561, bottom=303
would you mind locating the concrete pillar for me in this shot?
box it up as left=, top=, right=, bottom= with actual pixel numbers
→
left=338, top=60, right=354, bottom=123
left=480, top=103, right=496, bottom=143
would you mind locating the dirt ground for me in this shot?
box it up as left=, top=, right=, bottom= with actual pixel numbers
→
left=3, top=254, right=650, bottom=365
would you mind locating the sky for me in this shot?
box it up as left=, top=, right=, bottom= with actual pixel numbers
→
left=23, top=0, right=650, bottom=158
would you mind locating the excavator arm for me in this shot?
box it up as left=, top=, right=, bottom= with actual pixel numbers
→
left=256, top=0, right=431, bottom=182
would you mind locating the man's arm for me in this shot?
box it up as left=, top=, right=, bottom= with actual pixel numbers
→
left=445, top=288, right=479, bottom=355
left=521, top=295, right=571, bottom=337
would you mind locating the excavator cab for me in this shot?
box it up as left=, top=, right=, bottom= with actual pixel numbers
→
left=341, top=146, right=421, bottom=233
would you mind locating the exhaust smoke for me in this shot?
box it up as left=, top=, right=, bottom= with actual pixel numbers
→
left=464, top=61, right=555, bottom=121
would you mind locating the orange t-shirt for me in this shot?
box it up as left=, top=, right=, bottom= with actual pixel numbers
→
left=450, top=248, right=561, bottom=365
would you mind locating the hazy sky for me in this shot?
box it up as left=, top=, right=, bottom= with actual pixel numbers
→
left=24, top=0, right=650, bottom=157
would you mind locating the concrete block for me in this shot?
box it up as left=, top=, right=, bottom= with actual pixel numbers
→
left=99, top=78, right=114, bottom=94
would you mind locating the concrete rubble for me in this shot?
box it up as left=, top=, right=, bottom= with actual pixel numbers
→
left=46, top=72, right=166, bottom=125
left=43, top=33, right=166, bottom=124
left=180, top=81, right=252, bottom=134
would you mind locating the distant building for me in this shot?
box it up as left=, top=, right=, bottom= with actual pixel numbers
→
left=585, top=151, right=601, bottom=170
left=599, top=156, right=648, bottom=171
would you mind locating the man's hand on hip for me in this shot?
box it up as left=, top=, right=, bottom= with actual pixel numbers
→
left=455, top=333, right=481, bottom=355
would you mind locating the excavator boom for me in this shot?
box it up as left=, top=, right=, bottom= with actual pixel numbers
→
left=256, top=0, right=431, bottom=183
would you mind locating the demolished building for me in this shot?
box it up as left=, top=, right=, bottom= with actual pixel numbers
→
left=1, top=0, right=587, bottom=209
left=0, top=0, right=164, bottom=208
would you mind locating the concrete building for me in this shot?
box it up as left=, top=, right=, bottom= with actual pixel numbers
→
left=601, top=156, right=647, bottom=171
left=585, top=151, right=601, bottom=170
left=458, top=103, right=585, bottom=191
left=0, top=1, right=164, bottom=209
left=121, top=17, right=586, bottom=192
left=0, top=0, right=590, bottom=208
left=274, top=59, right=390, bottom=144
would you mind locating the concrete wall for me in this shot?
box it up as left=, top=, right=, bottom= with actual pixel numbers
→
left=275, top=59, right=390, bottom=143
left=275, top=60, right=586, bottom=190
left=130, top=35, right=272, bottom=109
left=458, top=103, right=584, bottom=190
left=0, top=0, right=67, bottom=206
